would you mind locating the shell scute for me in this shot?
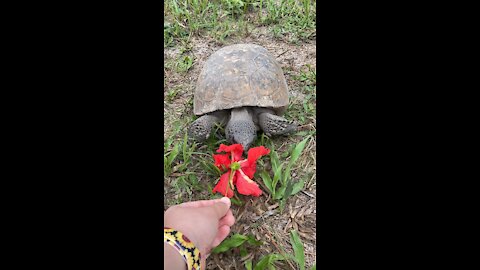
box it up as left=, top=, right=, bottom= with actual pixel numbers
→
left=194, top=44, right=289, bottom=115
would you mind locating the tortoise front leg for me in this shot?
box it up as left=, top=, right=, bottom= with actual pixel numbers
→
left=188, top=111, right=227, bottom=142
left=258, top=113, right=297, bottom=136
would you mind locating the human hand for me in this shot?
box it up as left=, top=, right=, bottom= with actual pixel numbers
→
left=164, top=197, right=235, bottom=269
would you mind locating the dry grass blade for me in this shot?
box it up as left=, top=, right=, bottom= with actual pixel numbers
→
left=263, top=228, right=297, bottom=270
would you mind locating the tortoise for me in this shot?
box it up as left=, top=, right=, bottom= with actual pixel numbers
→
left=188, top=44, right=297, bottom=150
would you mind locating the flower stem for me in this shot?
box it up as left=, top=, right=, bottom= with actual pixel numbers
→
left=224, top=151, right=236, bottom=197
left=225, top=169, right=234, bottom=196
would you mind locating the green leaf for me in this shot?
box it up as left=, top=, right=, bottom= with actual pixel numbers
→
left=240, top=246, right=253, bottom=270
left=182, top=133, right=188, bottom=162
left=211, top=234, right=248, bottom=253
left=245, top=260, right=253, bottom=270
left=274, top=185, right=287, bottom=200
left=254, top=255, right=270, bottom=270
left=290, top=137, right=309, bottom=164
left=240, top=245, right=248, bottom=257
left=283, top=178, right=295, bottom=202
left=291, top=179, right=305, bottom=196
left=283, top=137, right=309, bottom=184
left=270, top=149, right=280, bottom=172
left=167, top=143, right=180, bottom=167
left=260, top=171, right=273, bottom=194
left=230, top=197, right=243, bottom=206
left=254, top=254, right=284, bottom=270
left=164, top=139, right=173, bottom=152
left=210, top=192, right=223, bottom=199
left=290, top=230, right=305, bottom=270
left=246, top=235, right=263, bottom=246
left=181, top=132, right=195, bottom=165
left=282, top=169, right=290, bottom=185
left=272, top=163, right=283, bottom=196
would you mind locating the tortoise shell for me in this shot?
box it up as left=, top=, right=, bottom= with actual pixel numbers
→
left=193, top=44, right=289, bottom=116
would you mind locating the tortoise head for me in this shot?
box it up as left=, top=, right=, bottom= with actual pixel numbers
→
left=225, top=108, right=257, bottom=151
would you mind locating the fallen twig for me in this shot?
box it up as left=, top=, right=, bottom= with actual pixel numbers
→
left=277, top=50, right=289, bottom=58
left=301, top=190, right=315, bottom=198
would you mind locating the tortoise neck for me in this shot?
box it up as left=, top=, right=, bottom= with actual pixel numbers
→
left=230, top=107, right=251, bottom=121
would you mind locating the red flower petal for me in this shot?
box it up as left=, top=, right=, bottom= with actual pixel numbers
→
left=240, top=161, right=256, bottom=179
left=235, top=169, right=262, bottom=197
left=239, top=146, right=270, bottom=178
left=217, top=144, right=244, bottom=161
left=212, top=172, right=234, bottom=198
left=247, top=146, right=270, bottom=163
left=213, top=154, right=231, bottom=170
left=232, top=170, right=240, bottom=185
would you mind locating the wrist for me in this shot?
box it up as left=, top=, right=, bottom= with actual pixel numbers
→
left=164, top=227, right=202, bottom=270
left=164, top=221, right=203, bottom=253
left=164, top=243, right=187, bottom=270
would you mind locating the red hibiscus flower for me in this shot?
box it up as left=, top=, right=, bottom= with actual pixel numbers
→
left=212, top=144, right=270, bottom=198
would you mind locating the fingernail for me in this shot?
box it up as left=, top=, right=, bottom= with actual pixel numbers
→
left=219, top=197, right=230, bottom=205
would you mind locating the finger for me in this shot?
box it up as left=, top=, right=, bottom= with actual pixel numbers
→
left=210, top=197, right=231, bottom=218
left=201, top=254, right=207, bottom=270
left=219, top=209, right=235, bottom=227
left=177, top=199, right=217, bottom=208
left=211, top=224, right=231, bottom=248
left=177, top=198, right=224, bottom=208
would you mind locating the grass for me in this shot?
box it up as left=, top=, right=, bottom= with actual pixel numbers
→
left=284, top=64, right=317, bottom=125
left=164, top=0, right=316, bottom=47
left=164, top=0, right=316, bottom=268
left=210, top=229, right=316, bottom=270
left=258, top=136, right=312, bottom=212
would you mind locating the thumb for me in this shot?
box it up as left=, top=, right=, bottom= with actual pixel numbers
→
left=210, top=197, right=231, bottom=218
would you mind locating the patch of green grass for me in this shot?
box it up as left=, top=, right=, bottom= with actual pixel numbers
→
left=284, top=65, right=317, bottom=125
left=176, top=54, right=194, bottom=73
left=221, top=0, right=247, bottom=16
left=163, top=118, right=232, bottom=202
left=199, top=158, right=222, bottom=177
left=165, top=86, right=181, bottom=102
left=172, top=174, right=203, bottom=197
left=211, top=19, right=238, bottom=43
left=164, top=133, right=197, bottom=177
left=261, top=0, right=316, bottom=43
left=165, top=54, right=195, bottom=74
left=231, top=228, right=299, bottom=269
left=164, top=142, right=180, bottom=177
left=250, top=227, right=316, bottom=270
left=296, top=64, right=316, bottom=86
left=211, top=232, right=291, bottom=270
left=164, top=123, right=184, bottom=177
left=164, top=0, right=316, bottom=47
left=259, top=136, right=312, bottom=212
